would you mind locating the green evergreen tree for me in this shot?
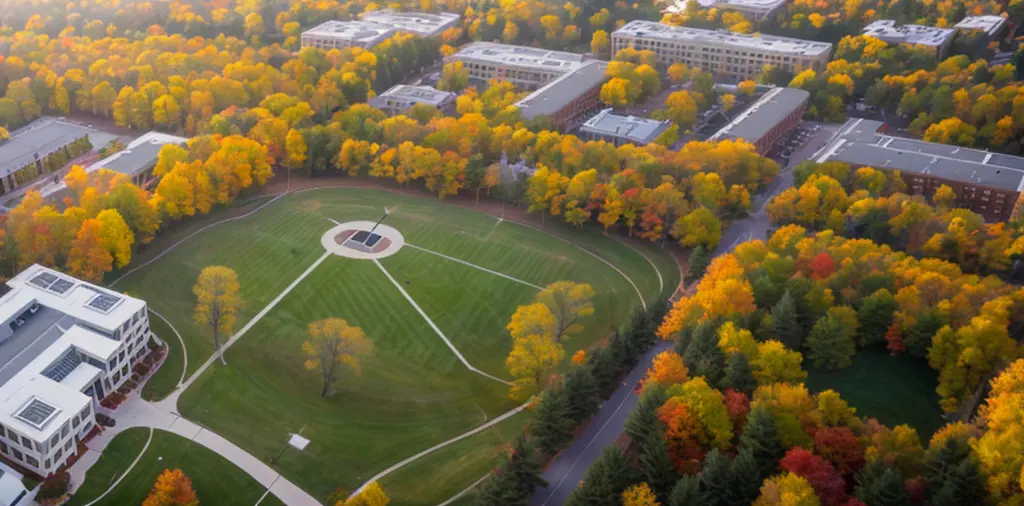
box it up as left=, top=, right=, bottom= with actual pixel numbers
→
left=697, top=449, right=731, bottom=506
left=640, top=429, right=679, bottom=503
left=903, top=310, right=943, bottom=358
left=738, top=407, right=786, bottom=481
left=806, top=315, right=856, bottom=369
left=725, top=449, right=762, bottom=506
left=532, top=388, right=573, bottom=456
left=771, top=290, right=803, bottom=350
left=855, top=463, right=908, bottom=506
left=925, top=438, right=986, bottom=506
left=687, top=245, right=710, bottom=281
left=720, top=352, right=757, bottom=394
left=565, top=447, right=640, bottom=506
left=857, top=289, right=896, bottom=346
left=669, top=475, right=702, bottom=506
left=751, top=274, right=783, bottom=309
left=475, top=435, right=547, bottom=506
left=626, top=385, right=668, bottom=444
left=684, top=322, right=726, bottom=386
left=562, top=367, right=600, bottom=424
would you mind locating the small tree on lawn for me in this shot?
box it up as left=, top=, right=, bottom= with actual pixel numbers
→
left=193, top=266, right=242, bottom=365
left=142, top=469, right=198, bottom=506
left=304, top=318, right=374, bottom=397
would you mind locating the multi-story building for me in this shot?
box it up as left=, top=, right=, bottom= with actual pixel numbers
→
left=611, top=21, right=832, bottom=81
left=368, top=85, right=456, bottom=115
left=444, top=42, right=593, bottom=90
left=301, top=20, right=397, bottom=50
left=578, top=109, right=672, bottom=146
left=358, top=9, right=460, bottom=38
left=0, top=118, right=111, bottom=198
left=708, top=87, right=809, bottom=154
left=302, top=11, right=461, bottom=50
left=514, top=60, right=608, bottom=130
left=663, top=0, right=786, bottom=20
left=953, top=15, right=1008, bottom=43
left=815, top=118, right=1024, bottom=222
left=0, top=265, right=152, bottom=477
left=86, top=131, right=189, bottom=187
left=861, top=20, right=956, bottom=58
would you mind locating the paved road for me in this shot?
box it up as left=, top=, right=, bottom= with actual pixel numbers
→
left=530, top=340, right=675, bottom=506
left=529, top=120, right=842, bottom=506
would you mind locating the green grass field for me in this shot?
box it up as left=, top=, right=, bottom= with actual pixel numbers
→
left=805, top=347, right=945, bottom=438
left=68, top=428, right=284, bottom=506
left=114, top=188, right=678, bottom=503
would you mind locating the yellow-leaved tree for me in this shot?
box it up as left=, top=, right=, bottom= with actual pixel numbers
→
left=622, top=482, right=660, bottom=506
left=344, top=481, right=389, bottom=506
left=193, top=266, right=242, bottom=365
left=535, top=281, right=595, bottom=341
left=303, top=318, right=374, bottom=398
left=506, top=333, right=564, bottom=400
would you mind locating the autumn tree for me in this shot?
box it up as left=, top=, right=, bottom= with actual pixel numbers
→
left=67, top=219, right=113, bottom=283
left=506, top=333, right=564, bottom=400
left=303, top=318, right=374, bottom=398
left=645, top=350, right=689, bottom=389
left=622, top=482, right=659, bottom=506
left=536, top=281, right=595, bottom=341
left=780, top=448, right=848, bottom=506
left=345, top=482, right=389, bottom=506
left=754, top=472, right=820, bottom=506
left=438, top=62, right=469, bottom=92
left=193, top=266, right=242, bottom=365
left=142, top=469, right=198, bottom=506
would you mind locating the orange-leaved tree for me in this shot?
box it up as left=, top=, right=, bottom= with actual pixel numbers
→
left=142, top=468, right=198, bottom=506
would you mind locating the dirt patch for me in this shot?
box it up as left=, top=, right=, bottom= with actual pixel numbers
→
left=299, top=199, right=321, bottom=213
left=335, top=229, right=357, bottom=244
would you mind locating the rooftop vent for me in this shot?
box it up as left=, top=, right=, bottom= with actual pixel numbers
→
left=15, top=399, right=59, bottom=430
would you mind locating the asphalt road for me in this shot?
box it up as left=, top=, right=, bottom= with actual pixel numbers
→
left=529, top=120, right=841, bottom=505
left=529, top=340, right=675, bottom=506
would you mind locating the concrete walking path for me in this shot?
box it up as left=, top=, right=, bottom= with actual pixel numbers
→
left=373, top=258, right=513, bottom=386
left=148, top=308, right=188, bottom=388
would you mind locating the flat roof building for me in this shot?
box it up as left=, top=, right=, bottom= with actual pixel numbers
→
left=301, top=20, right=397, bottom=50
left=368, top=84, right=456, bottom=114
left=861, top=20, right=956, bottom=58
left=611, top=21, right=832, bottom=81
left=0, top=118, right=116, bottom=198
left=0, top=461, right=27, bottom=505
left=444, top=42, right=592, bottom=90
left=579, top=109, right=672, bottom=146
left=954, top=15, right=1008, bottom=38
left=358, top=9, right=460, bottom=38
left=85, top=131, right=188, bottom=187
left=664, top=0, right=786, bottom=20
left=709, top=87, right=809, bottom=153
left=515, top=60, right=608, bottom=130
left=0, top=265, right=152, bottom=478
left=815, top=118, right=1024, bottom=221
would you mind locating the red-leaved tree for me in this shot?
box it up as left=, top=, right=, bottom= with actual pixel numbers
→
left=780, top=447, right=849, bottom=506
left=814, top=426, right=865, bottom=478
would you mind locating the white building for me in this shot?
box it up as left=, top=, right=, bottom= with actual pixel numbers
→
left=579, top=109, right=672, bottom=146
left=664, top=0, right=787, bottom=20
left=0, top=265, right=152, bottom=477
left=611, top=21, right=832, bottom=81
left=0, top=461, right=27, bottom=505
left=358, top=9, right=460, bottom=38
left=953, top=15, right=1008, bottom=38
left=861, top=20, right=956, bottom=58
left=368, top=85, right=456, bottom=115
left=302, top=11, right=461, bottom=50
left=86, top=131, right=188, bottom=187
left=301, top=20, right=397, bottom=50
left=444, top=42, right=594, bottom=90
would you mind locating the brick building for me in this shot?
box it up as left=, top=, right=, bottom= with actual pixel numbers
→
left=815, top=119, right=1024, bottom=221
left=708, top=87, right=809, bottom=154
left=515, top=61, right=608, bottom=130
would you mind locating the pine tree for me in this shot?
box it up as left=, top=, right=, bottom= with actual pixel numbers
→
left=669, top=475, right=701, bottom=506
left=563, top=367, right=600, bottom=424
left=626, top=385, right=668, bottom=444
left=720, top=353, right=757, bottom=394
left=687, top=245, right=709, bottom=281
left=684, top=323, right=725, bottom=386
left=806, top=315, right=855, bottom=369
left=725, top=449, right=762, bottom=506
left=532, top=388, right=573, bottom=456
left=738, top=407, right=786, bottom=481
left=506, top=436, right=547, bottom=500
left=924, top=438, right=986, bottom=506
left=640, top=429, right=679, bottom=503
left=771, top=290, right=803, bottom=350
left=565, top=447, right=640, bottom=506
left=697, top=449, right=731, bottom=506
left=855, top=463, right=907, bottom=506
left=856, top=289, right=895, bottom=345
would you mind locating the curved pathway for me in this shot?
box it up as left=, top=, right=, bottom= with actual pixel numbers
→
left=148, top=309, right=188, bottom=388
left=77, top=428, right=153, bottom=506
left=85, top=182, right=679, bottom=506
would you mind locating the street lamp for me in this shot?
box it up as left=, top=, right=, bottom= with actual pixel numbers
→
left=368, top=207, right=390, bottom=234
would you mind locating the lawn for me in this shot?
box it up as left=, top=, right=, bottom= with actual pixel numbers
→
left=378, top=410, right=531, bottom=506
left=114, top=188, right=677, bottom=502
left=140, top=311, right=184, bottom=400
left=804, top=347, right=945, bottom=438
left=68, top=428, right=280, bottom=506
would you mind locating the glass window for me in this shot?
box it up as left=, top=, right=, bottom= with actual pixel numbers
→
left=21, top=436, right=30, bottom=448
left=72, top=416, right=79, bottom=429
left=25, top=456, right=38, bottom=467
left=13, top=449, right=22, bottom=460
left=61, top=423, right=69, bottom=438
left=64, top=440, right=72, bottom=451
left=0, top=442, right=7, bottom=454
left=50, top=434, right=59, bottom=447
left=54, top=449, right=62, bottom=460
left=44, top=459, right=50, bottom=469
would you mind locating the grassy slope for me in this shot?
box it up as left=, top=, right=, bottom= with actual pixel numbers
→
left=141, top=311, right=184, bottom=399
left=69, top=428, right=272, bottom=506
left=379, top=410, right=530, bottom=506
left=116, top=188, right=676, bottom=501
left=805, top=347, right=944, bottom=438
